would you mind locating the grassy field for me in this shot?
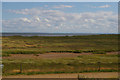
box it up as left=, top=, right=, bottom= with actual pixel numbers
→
left=2, top=34, right=119, bottom=55
left=3, top=54, right=118, bottom=76
left=2, top=34, right=119, bottom=76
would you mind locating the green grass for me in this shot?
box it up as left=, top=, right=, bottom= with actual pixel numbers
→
left=2, top=34, right=119, bottom=55
left=2, top=54, right=118, bottom=75
left=2, top=53, right=10, bottom=57
left=3, top=50, right=46, bottom=54
left=3, top=69, right=118, bottom=76
left=2, top=34, right=119, bottom=75
left=92, top=51, right=106, bottom=54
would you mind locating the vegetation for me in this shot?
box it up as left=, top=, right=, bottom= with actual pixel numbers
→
left=92, top=51, right=106, bottom=54
left=2, top=34, right=119, bottom=76
left=3, top=54, right=118, bottom=75
left=2, top=34, right=119, bottom=55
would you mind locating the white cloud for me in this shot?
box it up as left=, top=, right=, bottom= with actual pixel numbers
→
left=8, top=8, right=64, bottom=16
left=20, top=18, right=31, bottom=23
left=44, top=18, right=49, bottom=22
left=53, top=5, right=73, bottom=8
left=99, top=5, right=111, bottom=8
left=46, top=24, right=51, bottom=27
left=92, top=5, right=111, bottom=8
left=34, top=16, right=40, bottom=22
left=3, top=8, right=118, bottom=33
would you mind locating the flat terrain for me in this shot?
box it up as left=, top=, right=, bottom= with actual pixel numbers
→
left=2, top=52, right=118, bottom=59
left=3, top=72, right=118, bottom=78
left=2, top=34, right=119, bottom=77
left=2, top=34, right=119, bottom=55
left=3, top=52, right=92, bottom=59
left=2, top=52, right=118, bottom=76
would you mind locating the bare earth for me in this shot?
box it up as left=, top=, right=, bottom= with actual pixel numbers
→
left=3, top=72, right=118, bottom=78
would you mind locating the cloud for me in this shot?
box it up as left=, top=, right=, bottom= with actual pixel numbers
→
left=3, top=8, right=118, bottom=33
left=91, top=5, right=111, bottom=8
left=46, top=24, right=51, bottom=27
left=44, top=18, right=49, bottom=22
left=20, top=18, right=31, bottom=23
left=34, top=16, right=40, bottom=22
left=53, top=5, right=73, bottom=8
left=8, top=8, right=64, bottom=16
left=98, top=5, right=111, bottom=8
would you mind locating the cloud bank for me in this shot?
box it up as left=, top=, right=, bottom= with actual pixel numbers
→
left=3, top=8, right=118, bottom=33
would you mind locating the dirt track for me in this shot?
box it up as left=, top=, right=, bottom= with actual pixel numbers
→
left=3, top=72, right=118, bottom=78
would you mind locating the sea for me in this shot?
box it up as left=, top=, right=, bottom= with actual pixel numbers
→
left=1, top=33, right=100, bottom=37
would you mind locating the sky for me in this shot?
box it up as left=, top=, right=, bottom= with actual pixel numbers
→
left=2, top=2, right=118, bottom=33
left=2, top=0, right=120, bottom=2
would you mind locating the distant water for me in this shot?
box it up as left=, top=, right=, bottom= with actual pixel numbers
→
left=2, top=33, right=99, bottom=36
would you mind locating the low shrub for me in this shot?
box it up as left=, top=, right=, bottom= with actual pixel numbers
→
left=2, top=53, right=10, bottom=57
left=50, top=50, right=73, bottom=53
left=73, top=50, right=82, bottom=53
left=3, top=50, right=46, bottom=54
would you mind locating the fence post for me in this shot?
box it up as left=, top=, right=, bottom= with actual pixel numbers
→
left=20, top=63, right=22, bottom=73
left=98, top=62, right=101, bottom=71
left=78, top=74, right=80, bottom=80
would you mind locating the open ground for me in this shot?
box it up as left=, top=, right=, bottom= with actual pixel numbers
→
left=2, top=34, right=119, bottom=78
